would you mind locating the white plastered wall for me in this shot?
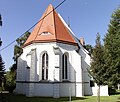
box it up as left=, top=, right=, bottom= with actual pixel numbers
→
left=16, top=42, right=84, bottom=97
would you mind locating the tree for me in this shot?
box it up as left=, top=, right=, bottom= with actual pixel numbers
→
left=6, top=31, right=31, bottom=92
left=90, top=33, right=105, bottom=102
left=104, top=7, right=120, bottom=89
left=12, top=31, right=30, bottom=72
left=5, top=70, right=16, bottom=93
left=13, top=31, right=30, bottom=62
left=0, top=14, right=5, bottom=89
left=6, top=31, right=31, bottom=91
left=4, top=30, right=30, bottom=92
left=4, top=64, right=17, bottom=92
left=0, top=55, right=5, bottom=87
left=90, top=33, right=105, bottom=85
left=83, top=44, right=93, bottom=56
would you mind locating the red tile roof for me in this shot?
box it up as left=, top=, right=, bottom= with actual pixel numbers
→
left=24, top=4, right=77, bottom=47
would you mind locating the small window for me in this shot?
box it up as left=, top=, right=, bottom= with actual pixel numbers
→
left=90, top=80, right=95, bottom=87
left=42, top=52, right=48, bottom=80
left=26, top=54, right=31, bottom=69
left=40, top=31, right=51, bottom=35
left=62, top=53, right=68, bottom=80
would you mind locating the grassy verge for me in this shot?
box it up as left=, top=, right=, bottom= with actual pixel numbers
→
left=0, top=93, right=120, bottom=102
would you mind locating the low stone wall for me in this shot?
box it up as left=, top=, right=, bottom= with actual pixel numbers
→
left=15, top=81, right=83, bottom=97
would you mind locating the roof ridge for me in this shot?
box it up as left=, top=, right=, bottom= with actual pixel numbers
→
left=23, top=4, right=77, bottom=47
left=53, top=10, right=57, bottom=41
left=33, top=4, right=53, bottom=41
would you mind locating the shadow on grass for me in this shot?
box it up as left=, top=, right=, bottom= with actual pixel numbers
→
left=1, top=93, right=87, bottom=102
left=111, top=90, right=120, bottom=95
left=115, top=90, right=120, bottom=95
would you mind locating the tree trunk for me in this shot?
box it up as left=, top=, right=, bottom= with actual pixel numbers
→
left=97, top=85, right=100, bottom=102
left=118, top=84, right=120, bottom=90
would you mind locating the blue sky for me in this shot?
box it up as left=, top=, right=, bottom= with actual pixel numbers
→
left=0, top=0, right=120, bottom=70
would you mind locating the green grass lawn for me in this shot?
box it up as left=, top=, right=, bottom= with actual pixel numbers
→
left=0, top=93, right=120, bottom=102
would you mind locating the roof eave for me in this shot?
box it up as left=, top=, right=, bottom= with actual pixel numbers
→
left=23, top=40, right=78, bottom=48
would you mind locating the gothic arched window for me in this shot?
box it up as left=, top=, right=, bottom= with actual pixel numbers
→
left=42, top=52, right=48, bottom=80
left=62, top=53, right=68, bottom=80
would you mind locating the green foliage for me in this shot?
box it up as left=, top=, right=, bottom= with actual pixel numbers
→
left=0, top=54, right=5, bottom=73
left=0, top=14, right=5, bottom=89
left=4, top=64, right=17, bottom=93
left=0, top=54, right=5, bottom=87
left=10, top=63, right=17, bottom=71
left=104, top=7, right=120, bottom=88
left=90, top=33, right=105, bottom=85
left=8, top=32, right=30, bottom=92
left=13, top=45, right=23, bottom=61
left=83, top=44, right=93, bottom=55
left=5, top=70, right=16, bottom=93
left=108, top=87, right=116, bottom=95
left=90, top=7, right=120, bottom=94
left=13, top=31, right=30, bottom=62
left=16, top=31, right=30, bottom=47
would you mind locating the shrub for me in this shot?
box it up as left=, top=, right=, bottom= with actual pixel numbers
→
left=4, top=71, right=16, bottom=93
left=108, top=87, right=116, bottom=95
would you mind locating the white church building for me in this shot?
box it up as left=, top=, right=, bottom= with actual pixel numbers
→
left=15, top=4, right=108, bottom=98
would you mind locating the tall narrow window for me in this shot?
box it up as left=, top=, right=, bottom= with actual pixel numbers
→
left=42, top=52, right=48, bottom=80
left=62, top=53, right=68, bottom=80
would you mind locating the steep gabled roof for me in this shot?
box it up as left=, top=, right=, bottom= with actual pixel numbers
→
left=24, top=4, right=77, bottom=47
